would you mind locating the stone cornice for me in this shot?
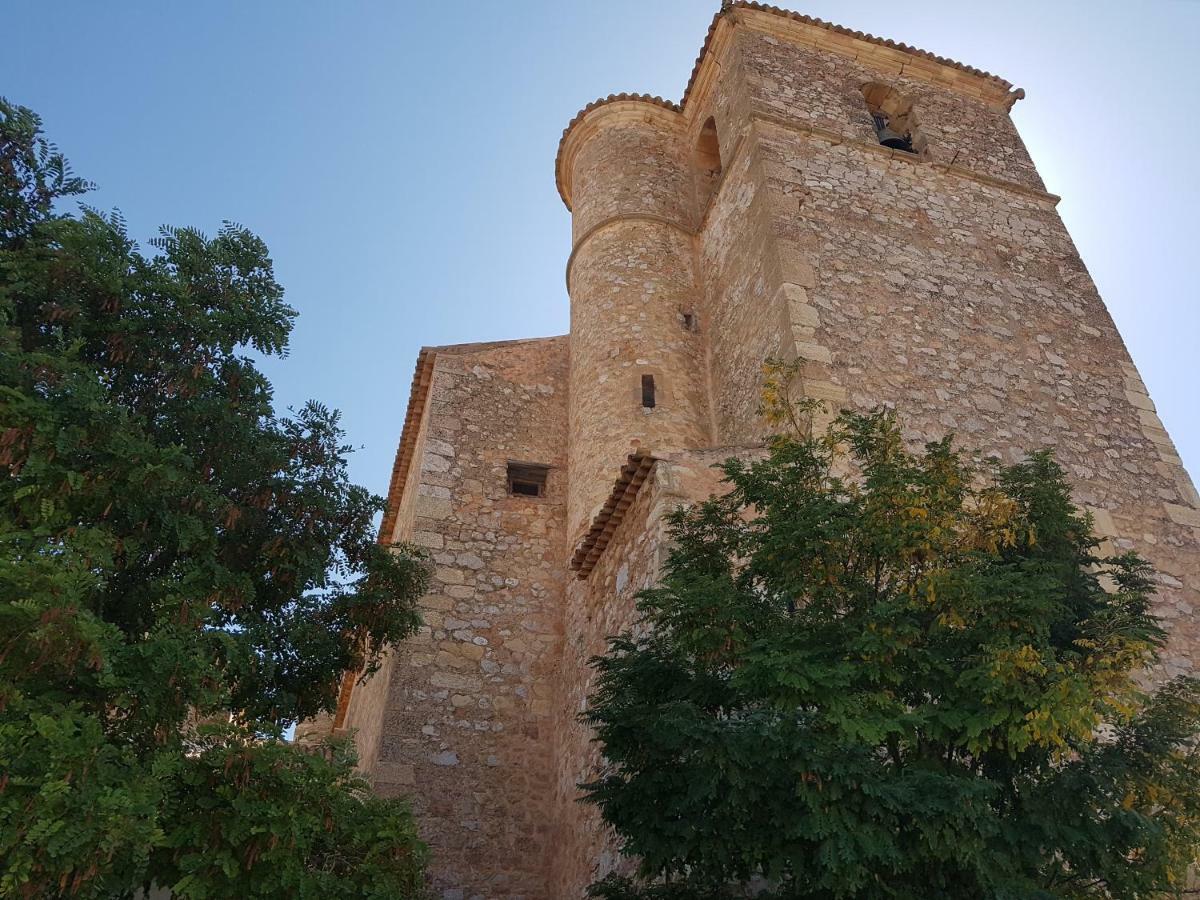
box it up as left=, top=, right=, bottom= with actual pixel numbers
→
left=378, top=347, right=437, bottom=545
left=570, top=452, right=657, bottom=577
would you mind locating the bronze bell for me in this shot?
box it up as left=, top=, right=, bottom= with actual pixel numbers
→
left=877, top=126, right=913, bottom=152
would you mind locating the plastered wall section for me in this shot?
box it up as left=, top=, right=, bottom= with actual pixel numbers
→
left=734, top=28, right=1200, bottom=674
left=550, top=449, right=757, bottom=899
left=369, top=337, right=570, bottom=900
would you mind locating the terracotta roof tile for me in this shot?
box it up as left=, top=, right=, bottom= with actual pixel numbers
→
left=570, top=452, right=657, bottom=577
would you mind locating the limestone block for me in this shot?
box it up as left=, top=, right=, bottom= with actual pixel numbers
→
left=435, top=567, right=465, bottom=585
left=1124, top=390, right=1155, bottom=412
left=374, top=764, right=415, bottom=789
left=1087, top=506, right=1117, bottom=538
left=413, top=530, right=444, bottom=549
left=415, top=494, right=453, bottom=520
left=779, top=249, right=817, bottom=288
left=793, top=340, right=833, bottom=364
left=1165, top=503, right=1200, bottom=529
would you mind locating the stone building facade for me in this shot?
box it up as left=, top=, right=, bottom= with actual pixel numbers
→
left=316, top=5, right=1200, bottom=897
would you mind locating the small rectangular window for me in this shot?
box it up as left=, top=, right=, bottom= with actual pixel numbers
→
left=507, top=461, right=548, bottom=497
left=681, top=311, right=697, bottom=332
left=641, top=374, right=656, bottom=409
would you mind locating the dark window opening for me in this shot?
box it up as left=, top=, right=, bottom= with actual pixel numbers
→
left=681, top=311, right=698, bottom=332
left=507, top=461, right=548, bottom=497
left=641, top=374, right=656, bottom=409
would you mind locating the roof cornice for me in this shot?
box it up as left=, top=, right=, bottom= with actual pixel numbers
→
left=378, top=348, right=437, bottom=545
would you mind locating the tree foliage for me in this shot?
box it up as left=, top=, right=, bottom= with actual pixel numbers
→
left=585, top=366, right=1200, bottom=899
left=0, top=99, right=428, bottom=898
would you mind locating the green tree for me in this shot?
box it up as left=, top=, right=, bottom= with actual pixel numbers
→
left=585, top=365, right=1200, bottom=899
left=0, top=100, right=428, bottom=898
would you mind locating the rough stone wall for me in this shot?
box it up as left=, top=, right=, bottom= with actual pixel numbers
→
left=334, top=371, right=435, bottom=774
left=691, top=25, right=839, bottom=446
left=726, top=24, right=1200, bottom=670
left=567, top=105, right=695, bottom=242
left=365, top=337, right=570, bottom=899
left=550, top=450, right=749, bottom=899
left=734, top=12, right=1043, bottom=192
left=696, top=119, right=785, bottom=445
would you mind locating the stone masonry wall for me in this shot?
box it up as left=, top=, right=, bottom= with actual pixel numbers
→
left=551, top=450, right=751, bottom=898
left=331, top=366, right=435, bottom=773
left=728, top=23, right=1200, bottom=672
left=340, top=7, right=1199, bottom=899
left=736, top=16, right=1044, bottom=192
left=567, top=221, right=711, bottom=543
left=697, top=125, right=788, bottom=445
left=565, top=106, right=712, bottom=544
left=368, top=337, right=570, bottom=899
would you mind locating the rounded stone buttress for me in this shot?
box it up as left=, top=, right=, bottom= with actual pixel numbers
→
left=559, top=100, right=711, bottom=546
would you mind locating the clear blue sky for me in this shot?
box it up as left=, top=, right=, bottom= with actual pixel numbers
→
left=5, top=1, right=1197, bottom=503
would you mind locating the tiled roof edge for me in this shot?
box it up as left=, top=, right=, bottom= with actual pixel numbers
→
left=378, top=347, right=437, bottom=546
left=333, top=347, right=437, bottom=733
left=555, top=94, right=682, bottom=208
left=570, top=452, right=658, bottom=578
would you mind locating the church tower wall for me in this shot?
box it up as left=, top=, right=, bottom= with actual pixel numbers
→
left=328, top=7, right=1200, bottom=898
left=689, top=30, right=796, bottom=445
left=722, top=17, right=1200, bottom=677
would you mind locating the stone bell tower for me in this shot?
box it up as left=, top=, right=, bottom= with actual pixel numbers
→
left=315, top=5, right=1200, bottom=898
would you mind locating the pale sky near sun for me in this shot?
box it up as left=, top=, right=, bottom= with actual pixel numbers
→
left=4, top=0, right=1197, bottom=506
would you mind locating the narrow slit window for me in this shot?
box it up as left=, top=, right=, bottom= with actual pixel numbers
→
left=641, top=374, right=656, bottom=409
left=681, top=311, right=698, bottom=332
left=507, top=462, right=548, bottom=497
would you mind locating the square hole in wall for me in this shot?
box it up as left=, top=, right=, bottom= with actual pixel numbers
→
left=507, top=461, right=549, bottom=497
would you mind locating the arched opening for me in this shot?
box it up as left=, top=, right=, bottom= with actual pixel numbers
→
left=692, top=116, right=723, bottom=213
left=861, top=83, right=925, bottom=155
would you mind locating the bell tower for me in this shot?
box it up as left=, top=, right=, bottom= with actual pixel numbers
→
left=550, top=3, right=1199, bottom=894
left=329, top=6, right=1199, bottom=899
